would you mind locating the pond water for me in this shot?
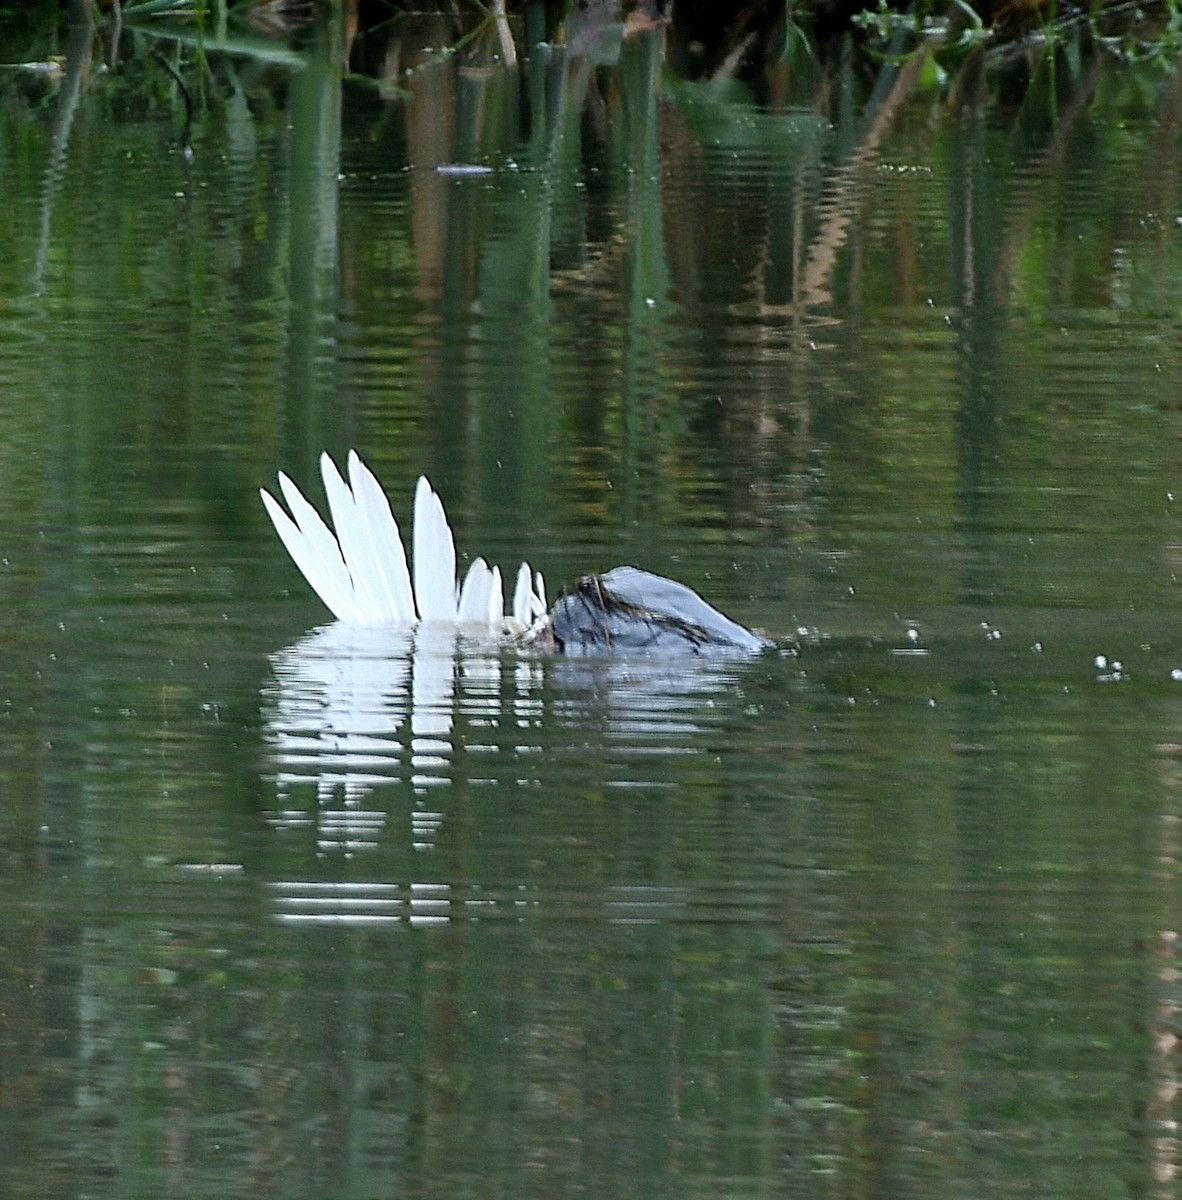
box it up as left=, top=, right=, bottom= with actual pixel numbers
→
left=1, top=8, right=1181, bottom=1198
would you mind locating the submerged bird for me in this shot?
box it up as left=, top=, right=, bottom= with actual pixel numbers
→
left=261, top=452, right=768, bottom=656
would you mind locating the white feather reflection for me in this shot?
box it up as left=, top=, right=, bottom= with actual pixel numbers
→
left=261, top=617, right=754, bottom=869
left=409, top=623, right=458, bottom=786
left=263, top=623, right=412, bottom=804
left=266, top=879, right=694, bottom=928
left=269, top=881, right=454, bottom=927
left=261, top=620, right=517, bottom=853
left=259, top=630, right=761, bottom=928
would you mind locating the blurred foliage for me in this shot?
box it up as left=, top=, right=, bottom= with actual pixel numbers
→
left=852, top=0, right=1182, bottom=72
left=3, top=0, right=1182, bottom=81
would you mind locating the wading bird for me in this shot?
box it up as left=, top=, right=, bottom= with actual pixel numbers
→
left=261, top=452, right=768, bottom=656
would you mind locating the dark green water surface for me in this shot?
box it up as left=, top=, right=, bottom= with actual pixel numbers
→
left=1, top=11, right=1181, bottom=1199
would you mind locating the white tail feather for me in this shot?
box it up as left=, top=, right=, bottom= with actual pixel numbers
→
left=261, top=452, right=537, bottom=633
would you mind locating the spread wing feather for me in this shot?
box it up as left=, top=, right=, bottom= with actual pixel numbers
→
left=343, top=451, right=416, bottom=622
left=262, top=474, right=366, bottom=624
left=262, top=452, right=536, bottom=633
left=458, top=558, right=496, bottom=623
left=513, top=562, right=547, bottom=628
left=413, top=476, right=458, bottom=622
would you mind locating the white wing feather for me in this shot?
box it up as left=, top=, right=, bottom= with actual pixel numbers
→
left=513, top=562, right=547, bottom=628
left=488, top=565, right=504, bottom=625
left=263, top=474, right=366, bottom=624
left=457, top=557, right=493, bottom=623
left=319, top=453, right=392, bottom=623
left=346, top=451, right=415, bottom=622
left=413, top=476, right=458, bottom=621
left=263, top=452, right=538, bottom=633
